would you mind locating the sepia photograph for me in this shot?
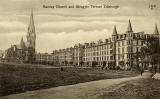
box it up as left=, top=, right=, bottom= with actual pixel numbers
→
left=0, top=0, right=160, bottom=99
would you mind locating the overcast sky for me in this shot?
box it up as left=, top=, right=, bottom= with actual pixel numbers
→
left=0, top=0, right=159, bottom=53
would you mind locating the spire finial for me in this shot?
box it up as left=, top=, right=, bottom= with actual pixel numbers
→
left=112, top=25, right=117, bottom=35
left=154, top=24, right=159, bottom=35
left=126, top=19, right=133, bottom=33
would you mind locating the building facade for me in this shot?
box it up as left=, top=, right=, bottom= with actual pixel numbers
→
left=84, top=20, right=158, bottom=69
left=36, top=20, right=159, bottom=69
left=36, top=53, right=53, bottom=64
left=73, top=44, right=84, bottom=66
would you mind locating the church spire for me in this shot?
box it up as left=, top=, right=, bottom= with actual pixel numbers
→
left=28, top=9, right=35, bottom=34
left=27, top=9, right=36, bottom=50
left=112, top=25, right=117, bottom=35
left=154, top=24, right=159, bottom=35
left=126, top=19, right=133, bottom=33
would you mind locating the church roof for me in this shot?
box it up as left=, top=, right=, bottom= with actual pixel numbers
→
left=13, top=37, right=28, bottom=50
left=15, top=45, right=23, bottom=49
left=126, top=19, right=133, bottom=33
left=20, top=37, right=27, bottom=49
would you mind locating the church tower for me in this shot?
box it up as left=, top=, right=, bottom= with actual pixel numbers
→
left=27, top=10, right=36, bottom=51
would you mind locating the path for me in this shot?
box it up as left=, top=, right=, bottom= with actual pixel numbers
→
left=1, top=72, right=151, bottom=99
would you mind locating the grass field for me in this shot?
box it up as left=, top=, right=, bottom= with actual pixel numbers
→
left=0, top=63, right=138, bottom=96
left=99, top=78, right=160, bottom=99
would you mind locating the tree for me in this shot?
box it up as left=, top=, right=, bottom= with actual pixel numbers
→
left=140, top=37, right=160, bottom=73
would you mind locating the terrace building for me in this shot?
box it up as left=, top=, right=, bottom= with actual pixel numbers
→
left=36, top=20, right=159, bottom=69
left=73, top=44, right=85, bottom=66
left=84, top=20, right=158, bottom=69
left=36, top=48, right=74, bottom=65
left=36, top=53, right=53, bottom=64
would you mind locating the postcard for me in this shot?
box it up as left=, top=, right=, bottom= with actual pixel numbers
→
left=0, top=0, right=160, bottom=99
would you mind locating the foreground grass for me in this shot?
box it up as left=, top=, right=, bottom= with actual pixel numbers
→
left=0, top=63, right=138, bottom=96
left=99, top=77, right=160, bottom=99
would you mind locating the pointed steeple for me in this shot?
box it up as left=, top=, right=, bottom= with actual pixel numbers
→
left=27, top=9, right=36, bottom=50
left=28, top=9, right=35, bottom=34
left=20, top=37, right=26, bottom=49
left=126, top=19, right=133, bottom=33
left=154, top=24, right=159, bottom=35
left=112, top=25, right=117, bottom=35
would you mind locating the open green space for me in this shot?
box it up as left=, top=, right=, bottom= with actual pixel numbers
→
left=99, top=77, right=160, bottom=99
left=0, top=63, right=138, bottom=96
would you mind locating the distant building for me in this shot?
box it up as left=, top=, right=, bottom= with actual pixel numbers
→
left=36, top=53, right=53, bottom=64
left=36, top=48, right=74, bottom=66
left=5, top=10, right=36, bottom=63
left=73, top=44, right=85, bottom=66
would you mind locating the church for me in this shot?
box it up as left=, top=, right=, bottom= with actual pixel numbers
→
left=5, top=10, right=36, bottom=63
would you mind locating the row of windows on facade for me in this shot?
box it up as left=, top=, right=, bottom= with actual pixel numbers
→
left=117, top=40, right=145, bottom=46
left=85, top=46, right=140, bottom=56
left=37, top=46, right=140, bottom=61
left=84, top=40, right=144, bottom=52
left=84, top=53, right=134, bottom=62
left=115, top=33, right=152, bottom=40
left=37, top=52, right=137, bottom=62
left=84, top=33, right=151, bottom=48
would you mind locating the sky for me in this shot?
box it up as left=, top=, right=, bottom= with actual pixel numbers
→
left=0, top=0, right=160, bottom=53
